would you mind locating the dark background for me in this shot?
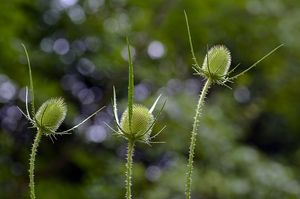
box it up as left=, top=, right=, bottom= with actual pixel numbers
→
left=0, top=0, right=300, bottom=198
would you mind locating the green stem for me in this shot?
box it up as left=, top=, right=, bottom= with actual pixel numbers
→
left=185, top=78, right=212, bottom=199
left=125, top=140, right=135, bottom=199
left=29, top=128, right=42, bottom=199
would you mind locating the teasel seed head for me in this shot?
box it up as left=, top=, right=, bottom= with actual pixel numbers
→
left=35, top=98, right=67, bottom=133
left=120, top=104, right=154, bottom=140
left=202, top=45, right=231, bottom=78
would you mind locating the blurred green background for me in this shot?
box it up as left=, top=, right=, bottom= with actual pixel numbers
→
left=1, top=0, right=300, bottom=198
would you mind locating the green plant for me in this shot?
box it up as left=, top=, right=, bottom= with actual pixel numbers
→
left=183, top=11, right=283, bottom=199
left=19, top=45, right=104, bottom=199
left=107, top=38, right=165, bottom=199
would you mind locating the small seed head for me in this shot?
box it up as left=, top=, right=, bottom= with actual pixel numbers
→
left=202, top=45, right=231, bottom=77
left=120, top=104, right=154, bottom=139
left=35, top=98, right=67, bottom=133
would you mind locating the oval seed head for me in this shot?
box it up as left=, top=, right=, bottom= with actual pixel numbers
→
left=35, top=98, right=67, bottom=133
left=202, top=45, right=231, bottom=77
left=120, top=104, right=154, bottom=140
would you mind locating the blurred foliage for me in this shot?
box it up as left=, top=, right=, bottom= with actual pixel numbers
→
left=0, top=0, right=300, bottom=198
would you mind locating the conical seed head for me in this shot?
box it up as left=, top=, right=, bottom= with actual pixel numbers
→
left=120, top=104, right=154, bottom=137
left=35, top=98, right=67, bottom=132
left=202, top=45, right=231, bottom=77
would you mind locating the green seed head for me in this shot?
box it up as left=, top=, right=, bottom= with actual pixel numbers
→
left=202, top=45, right=231, bottom=77
left=120, top=104, right=154, bottom=139
left=35, top=98, right=67, bottom=133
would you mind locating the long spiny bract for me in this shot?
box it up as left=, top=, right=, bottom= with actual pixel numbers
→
left=127, top=37, right=134, bottom=134
left=22, top=44, right=35, bottom=116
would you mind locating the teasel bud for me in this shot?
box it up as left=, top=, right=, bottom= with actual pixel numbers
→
left=202, top=45, right=231, bottom=77
left=35, top=98, right=67, bottom=133
left=120, top=104, right=154, bottom=140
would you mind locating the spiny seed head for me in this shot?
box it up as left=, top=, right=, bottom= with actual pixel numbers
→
left=120, top=104, right=154, bottom=139
left=202, top=45, right=231, bottom=77
left=35, top=98, right=67, bottom=133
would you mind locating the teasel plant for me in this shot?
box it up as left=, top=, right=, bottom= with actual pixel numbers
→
left=183, top=11, right=283, bottom=199
left=106, top=38, right=166, bottom=199
left=18, top=44, right=105, bottom=199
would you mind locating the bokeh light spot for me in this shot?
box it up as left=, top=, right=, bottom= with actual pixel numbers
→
left=76, top=58, right=95, bottom=76
left=40, top=38, right=54, bottom=53
left=86, top=125, right=107, bottom=143
left=59, top=0, right=78, bottom=9
left=68, top=5, right=86, bottom=24
left=145, top=166, right=161, bottom=182
left=147, top=41, right=165, bottom=59
left=53, top=38, right=70, bottom=55
left=234, top=86, right=251, bottom=103
left=0, top=75, right=16, bottom=103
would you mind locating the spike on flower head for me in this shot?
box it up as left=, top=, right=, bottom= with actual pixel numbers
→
left=120, top=104, right=154, bottom=140
left=35, top=98, right=67, bottom=133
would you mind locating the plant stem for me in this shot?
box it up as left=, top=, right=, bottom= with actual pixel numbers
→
left=185, top=78, right=212, bottom=199
left=29, top=128, right=42, bottom=199
left=125, top=140, right=135, bottom=199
